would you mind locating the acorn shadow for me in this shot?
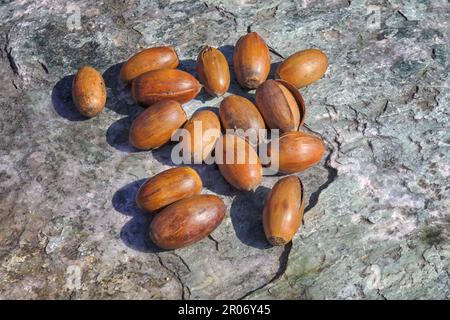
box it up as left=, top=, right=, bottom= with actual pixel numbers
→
left=106, top=109, right=145, bottom=153
left=112, top=179, right=165, bottom=253
left=102, top=62, right=137, bottom=116
left=269, top=61, right=281, bottom=79
left=230, top=186, right=272, bottom=249
left=51, top=75, right=89, bottom=121
left=179, top=58, right=212, bottom=104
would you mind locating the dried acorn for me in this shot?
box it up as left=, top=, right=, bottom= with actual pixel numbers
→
left=267, top=131, right=325, bottom=173
left=255, top=79, right=305, bottom=132
left=263, top=176, right=305, bottom=246
left=216, top=134, right=262, bottom=191
left=197, top=46, right=230, bottom=96
left=132, top=69, right=201, bottom=107
left=129, top=100, right=187, bottom=150
left=233, top=32, right=271, bottom=89
left=72, top=65, right=106, bottom=118
left=276, top=49, right=328, bottom=88
left=181, top=110, right=221, bottom=163
left=150, top=194, right=226, bottom=249
left=136, top=167, right=202, bottom=213
left=120, top=46, right=179, bottom=83
left=219, top=95, right=265, bottom=142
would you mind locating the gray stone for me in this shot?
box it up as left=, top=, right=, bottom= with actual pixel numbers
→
left=0, top=0, right=449, bottom=299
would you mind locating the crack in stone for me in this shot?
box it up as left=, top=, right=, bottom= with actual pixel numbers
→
left=397, top=10, right=409, bottom=21
left=377, top=289, right=387, bottom=300
left=3, top=32, right=19, bottom=76
left=268, top=46, right=285, bottom=59
left=376, top=100, right=389, bottom=122
left=238, top=242, right=293, bottom=299
left=208, top=235, right=219, bottom=251
left=303, top=125, right=339, bottom=213
left=209, top=3, right=238, bottom=31
left=38, top=60, right=49, bottom=74
left=173, top=252, right=192, bottom=273
left=156, top=253, right=190, bottom=300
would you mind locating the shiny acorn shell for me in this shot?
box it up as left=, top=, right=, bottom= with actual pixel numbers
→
left=120, top=46, right=179, bottom=83
left=132, top=69, right=201, bottom=107
left=72, top=65, right=106, bottom=118
left=136, top=167, right=202, bottom=213
left=233, top=32, right=271, bottom=89
left=263, top=175, right=305, bottom=246
left=276, top=49, right=328, bottom=88
left=216, top=134, right=262, bottom=191
left=129, top=100, right=187, bottom=150
left=150, top=194, right=226, bottom=249
left=255, top=79, right=306, bottom=132
left=267, top=131, right=325, bottom=173
left=181, top=110, right=221, bottom=163
left=196, top=46, right=230, bottom=96
left=219, top=95, right=266, bottom=143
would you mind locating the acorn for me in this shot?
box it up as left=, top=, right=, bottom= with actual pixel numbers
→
left=233, top=32, right=271, bottom=89
left=129, top=100, right=187, bottom=150
left=276, top=49, right=328, bottom=88
left=72, top=65, right=106, bottom=117
left=219, top=95, right=265, bottom=143
left=120, top=46, right=179, bottom=83
left=197, top=46, right=230, bottom=96
left=263, top=176, right=305, bottom=246
left=180, top=110, right=221, bottom=163
left=150, top=194, right=226, bottom=249
left=255, top=79, right=306, bottom=132
left=267, top=131, right=325, bottom=173
left=136, top=167, right=202, bottom=213
left=132, top=69, right=201, bottom=107
left=216, top=134, right=262, bottom=191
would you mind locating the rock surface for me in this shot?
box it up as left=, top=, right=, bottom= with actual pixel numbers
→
left=0, top=0, right=449, bottom=299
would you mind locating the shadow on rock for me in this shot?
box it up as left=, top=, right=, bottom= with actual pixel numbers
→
left=106, top=110, right=145, bottom=153
left=230, top=186, right=272, bottom=249
left=151, top=143, right=176, bottom=167
left=102, top=62, right=137, bottom=116
left=179, top=58, right=214, bottom=103
left=270, top=61, right=281, bottom=78
left=113, top=179, right=165, bottom=253
left=218, top=44, right=234, bottom=65
left=51, top=75, right=89, bottom=121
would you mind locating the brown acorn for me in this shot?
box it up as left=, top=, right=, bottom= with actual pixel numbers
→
left=255, top=79, right=306, bottom=132
left=136, top=167, right=202, bottom=213
left=276, top=49, right=328, bottom=88
left=233, top=32, right=271, bottom=89
left=129, top=100, right=187, bottom=150
left=132, top=69, right=201, bottom=107
left=180, top=110, right=221, bottom=163
left=72, top=65, right=106, bottom=117
left=219, top=95, right=265, bottom=143
left=216, top=134, right=262, bottom=191
left=263, top=176, right=305, bottom=246
left=197, top=46, right=230, bottom=96
left=150, top=194, right=226, bottom=249
left=120, top=46, right=179, bottom=83
left=267, top=131, right=325, bottom=173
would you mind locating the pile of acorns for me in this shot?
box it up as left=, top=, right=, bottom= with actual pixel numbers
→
left=71, top=32, right=329, bottom=250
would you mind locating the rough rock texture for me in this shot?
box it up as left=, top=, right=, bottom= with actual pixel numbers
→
left=0, top=0, right=449, bottom=299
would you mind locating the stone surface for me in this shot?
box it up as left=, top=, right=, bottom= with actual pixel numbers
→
left=0, top=0, right=449, bottom=299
